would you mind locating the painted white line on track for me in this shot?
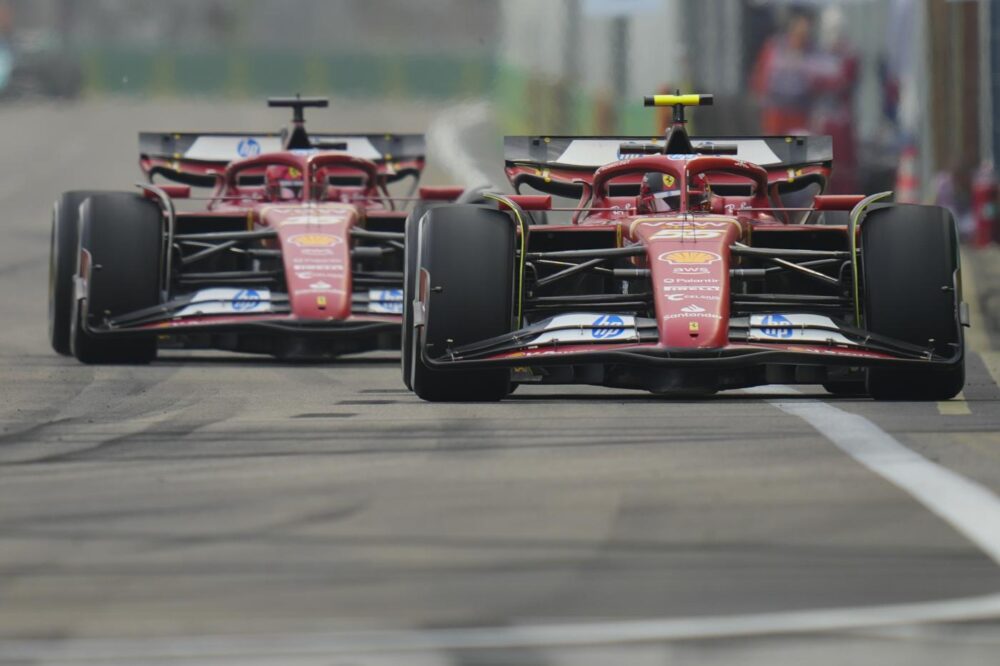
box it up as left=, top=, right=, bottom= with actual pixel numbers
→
left=426, top=100, right=495, bottom=189
left=4, top=593, right=1000, bottom=661
left=745, top=385, right=1000, bottom=565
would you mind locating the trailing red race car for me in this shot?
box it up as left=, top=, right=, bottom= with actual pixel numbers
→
left=49, top=96, right=466, bottom=363
left=403, top=94, right=968, bottom=401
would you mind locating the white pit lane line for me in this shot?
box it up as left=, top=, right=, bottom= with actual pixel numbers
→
left=744, top=385, right=1000, bottom=564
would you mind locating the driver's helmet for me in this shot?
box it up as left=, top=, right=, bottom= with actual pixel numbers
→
left=265, top=165, right=305, bottom=201
left=638, top=172, right=680, bottom=213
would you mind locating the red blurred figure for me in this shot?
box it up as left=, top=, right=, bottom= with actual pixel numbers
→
left=972, top=163, right=998, bottom=247
left=750, top=10, right=814, bottom=135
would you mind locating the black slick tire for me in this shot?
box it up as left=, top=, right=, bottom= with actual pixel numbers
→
left=71, top=193, right=162, bottom=364
left=405, top=204, right=515, bottom=402
left=861, top=204, right=964, bottom=400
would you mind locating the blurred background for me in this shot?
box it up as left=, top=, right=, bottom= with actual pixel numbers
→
left=1, top=0, right=998, bottom=247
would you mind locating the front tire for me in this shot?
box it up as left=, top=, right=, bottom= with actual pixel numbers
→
left=404, top=205, right=515, bottom=402
left=860, top=204, right=964, bottom=400
left=71, top=193, right=162, bottom=364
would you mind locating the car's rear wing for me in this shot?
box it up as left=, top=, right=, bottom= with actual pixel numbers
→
left=139, top=132, right=426, bottom=187
left=504, top=135, right=832, bottom=198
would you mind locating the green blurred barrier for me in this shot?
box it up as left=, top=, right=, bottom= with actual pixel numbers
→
left=81, top=49, right=495, bottom=100
left=494, top=64, right=657, bottom=136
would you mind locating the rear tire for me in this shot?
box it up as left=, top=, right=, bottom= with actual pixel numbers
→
left=50, top=191, right=106, bottom=355
left=861, top=204, right=964, bottom=400
left=71, top=193, right=162, bottom=364
left=405, top=205, right=515, bottom=402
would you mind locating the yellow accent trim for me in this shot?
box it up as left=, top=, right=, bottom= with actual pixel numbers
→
left=650, top=94, right=703, bottom=106
left=482, top=193, right=529, bottom=327
left=849, top=191, right=894, bottom=324
left=937, top=391, right=971, bottom=415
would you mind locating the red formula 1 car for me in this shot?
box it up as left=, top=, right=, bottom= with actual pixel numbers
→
left=49, top=96, right=464, bottom=363
left=403, top=95, right=968, bottom=401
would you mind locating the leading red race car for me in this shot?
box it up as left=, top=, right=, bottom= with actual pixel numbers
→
left=403, top=94, right=968, bottom=401
left=49, top=96, right=467, bottom=363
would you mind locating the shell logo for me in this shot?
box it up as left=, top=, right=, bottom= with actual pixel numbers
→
left=288, top=233, right=340, bottom=247
left=659, top=250, right=721, bottom=265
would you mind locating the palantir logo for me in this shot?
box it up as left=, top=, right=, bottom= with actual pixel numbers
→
left=237, top=137, right=261, bottom=158
left=760, top=314, right=793, bottom=339
left=591, top=314, right=624, bottom=339
left=231, top=289, right=261, bottom=312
